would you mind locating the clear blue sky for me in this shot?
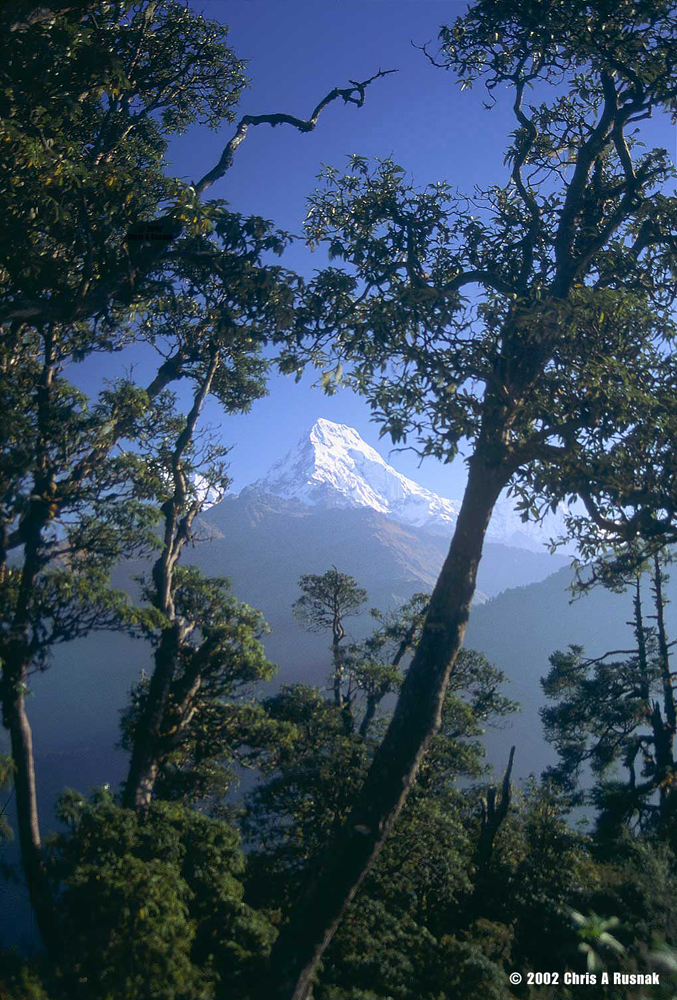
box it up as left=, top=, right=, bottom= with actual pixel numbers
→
left=175, top=0, right=498, bottom=499
left=82, top=2, right=676, bottom=499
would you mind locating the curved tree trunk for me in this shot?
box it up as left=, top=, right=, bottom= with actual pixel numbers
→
left=263, top=447, right=509, bottom=1000
left=122, top=353, right=219, bottom=812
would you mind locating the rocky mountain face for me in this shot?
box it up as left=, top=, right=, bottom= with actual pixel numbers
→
left=245, top=418, right=571, bottom=553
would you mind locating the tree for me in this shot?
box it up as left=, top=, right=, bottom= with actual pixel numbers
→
left=0, top=2, right=395, bottom=330
left=344, top=592, right=429, bottom=739
left=120, top=568, right=275, bottom=810
left=244, top=596, right=516, bottom=914
left=293, top=569, right=367, bottom=716
left=482, top=779, right=597, bottom=980
left=542, top=555, right=677, bottom=834
left=118, top=345, right=267, bottom=812
left=243, top=639, right=516, bottom=996
left=0, top=0, right=391, bottom=953
left=49, top=789, right=274, bottom=1000
left=266, top=3, right=677, bottom=994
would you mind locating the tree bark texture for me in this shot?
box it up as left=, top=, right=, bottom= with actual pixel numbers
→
left=263, top=449, right=508, bottom=1000
left=122, top=622, right=181, bottom=811
left=122, top=355, right=218, bottom=812
left=5, top=686, right=59, bottom=953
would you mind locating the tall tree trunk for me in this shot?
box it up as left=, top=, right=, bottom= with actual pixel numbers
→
left=649, top=557, right=677, bottom=814
left=262, top=448, right=509, bottom=1000
left=122, top=622, right=181, bottom=810
left=122, top=352, right=219, bottom=812
left=4, top=683, right=59, bottom=953
left=331, top=610, right=347, bottom=710
left=652, top=556, right=676, bottom=741
left=0, top=331, right=59, bottom=951
left=332, top=632, right=343, bottom=708
left=358, top=695, right=378, bottom=740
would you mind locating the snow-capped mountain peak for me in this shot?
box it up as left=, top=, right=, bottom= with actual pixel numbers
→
left=245, top=419, right=569, bottom=552
left=249, top=418, right=461, bottom=531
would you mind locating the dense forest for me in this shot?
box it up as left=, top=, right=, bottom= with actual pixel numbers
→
left=2, top=1, right=677, bottom=998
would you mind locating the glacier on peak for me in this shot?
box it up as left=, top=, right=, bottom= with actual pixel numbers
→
left=243, top=418, right=570, bottom=552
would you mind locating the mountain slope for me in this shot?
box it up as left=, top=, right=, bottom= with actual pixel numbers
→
left=249, top=418, right=462, bottom=533
left=466, top=567, right=677, bottom=778
left=198, top=491, right=570, bottom=610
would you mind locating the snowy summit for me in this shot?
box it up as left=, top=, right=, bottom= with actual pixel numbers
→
left=251, top=418, right=461, bottom=531
left=246, top=418, right=569, bottom=552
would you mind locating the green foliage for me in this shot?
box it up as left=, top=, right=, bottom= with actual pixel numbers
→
left=0, top=0, right=304, bottom=670
left=431, top=936, right=515, bottom=1000
left=343, top=593, right=428, bottom=735
left=318, top=897, right=441, bottom=1000
left=120, top=568, right=275, bottom=805
left=423, top=648, right=519, bottom=789
left=0, top=563, right=163, bottom=672
left=438, top=0, right=677, bottom=113
left=479, top=780, right=595, bottom=972
left=243, top=600, right=516, bottom=946
left=541, top=565, right=677, bottom=835
left=542, top=643, right=653, bottom=785
left=0, top=0, right=298, bottom=889
left=0, top=951, right=55, bottom=1000
left=5, top=3, right=677, bottom=996
left=243, top=685, right=370, bottom=907
left=293, top=569, right=368, bottom=635
left=585, top=836, right=677, bottom=957
left=50, top=791, right=274, bottom=1000
left=0, top=2, right=247, bottom=316
left=570, top=910, right=625, bottom=972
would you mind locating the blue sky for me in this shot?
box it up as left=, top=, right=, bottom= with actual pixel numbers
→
left=83, top=2, right=676, bottom=499
left=173, top=1, right=501, bottom=499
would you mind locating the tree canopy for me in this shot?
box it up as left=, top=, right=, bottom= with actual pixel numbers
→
left=0, top=0, right=391, bottom=963
left=267, top=1, right=677, bottom=993
left=4, top=3, right=677, bottom=1000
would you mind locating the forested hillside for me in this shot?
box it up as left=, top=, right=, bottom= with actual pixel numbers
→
left=3, top=3, right=677, bottom=999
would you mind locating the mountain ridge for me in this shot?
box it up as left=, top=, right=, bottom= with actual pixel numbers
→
left=242, top=418, right=570, bottom=554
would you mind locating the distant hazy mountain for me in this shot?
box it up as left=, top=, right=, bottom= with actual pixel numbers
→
left=465, top=565, right=677, bottom=781
left=197, top=491, right=570, bottom=611
left=246, top=418, right=571, bottom=553
left=0, top=418, right=576, bottom=950
left=6, top=420, right=671, bottom=952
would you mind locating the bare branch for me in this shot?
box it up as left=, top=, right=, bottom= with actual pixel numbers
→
left=582, top=649, right=640, bottom=666
left=414, top=41, right=452, bottom=71
left=194, top=69, right=397, bottom=197
left=0, top=70, right=395, bottom=328
left=443, top=269, right=517, bottom=298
